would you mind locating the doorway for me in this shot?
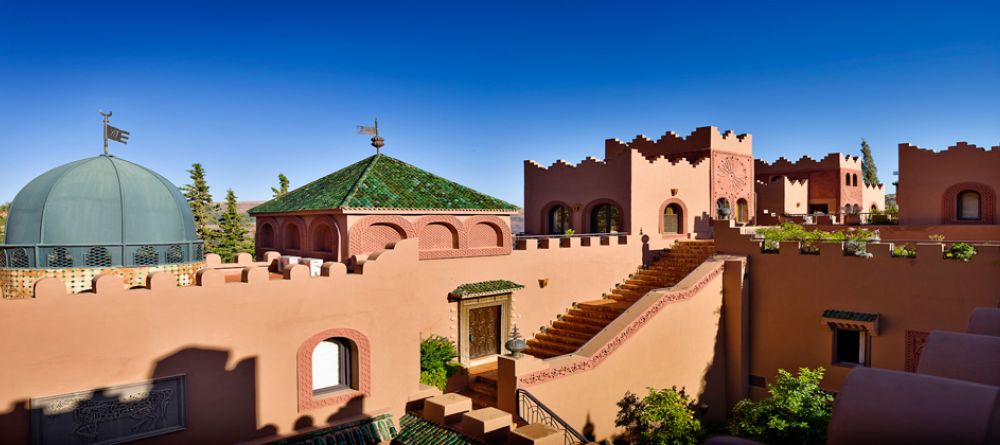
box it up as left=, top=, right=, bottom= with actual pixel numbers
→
left=458, top=294, right=512, bottom=365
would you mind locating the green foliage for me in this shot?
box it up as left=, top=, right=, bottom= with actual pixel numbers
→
left=944, top=243, right=977, bottom=261
left=892, top=244, right=916, bottom=258
left=928, top=234, right=945, bottom=243
left=728, top=368, right=833, bottom=445
left=180, top=163, right=218, bottom=241
left=208, top=189, right=254, bottom=263
left=271, top=173, right=290, bottom=198
left=615, top=387, right=703, bottom=445
left=0, top=202, right=9, bottom=244
left=419, top=336, right=458, bottom=390
left=564, top=228, right=576, bottom=236
left=860, top=138, right=879, bottom=187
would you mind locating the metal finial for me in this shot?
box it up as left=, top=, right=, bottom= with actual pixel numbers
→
left=357, top=117, right=384, bottom=155
left=98, top=110, right=129, bottom=156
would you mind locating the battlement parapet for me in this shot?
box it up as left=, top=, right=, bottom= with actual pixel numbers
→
left=608, top=126, right=751, bottom=159
left=900, top=142, right=1000, bottom=157
left=513, top=234, right=632, bottom=250
left=755, top=176, right=809, bottom=190
left=755, top=152, right=861, bottom=173
left=524, top=156, right=608, bottom=171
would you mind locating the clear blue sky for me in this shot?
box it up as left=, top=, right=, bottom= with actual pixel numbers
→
left=1, top=1, right=998, bottom=205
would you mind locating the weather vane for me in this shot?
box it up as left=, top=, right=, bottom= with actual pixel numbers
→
left=357, top=117, right=385, bottom=154
left=99, top=110, right=130, bottom=156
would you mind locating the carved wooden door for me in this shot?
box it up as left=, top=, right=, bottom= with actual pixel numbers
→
left=468, top=305, right=500, bottom=359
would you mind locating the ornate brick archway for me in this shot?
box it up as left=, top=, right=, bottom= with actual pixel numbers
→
left=941, top=182, right=995, bottom=224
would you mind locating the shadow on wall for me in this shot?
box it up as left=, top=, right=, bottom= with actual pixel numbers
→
left=694, top=212, right=714, bottom=239
left=0, top=347, right=369, bottom=444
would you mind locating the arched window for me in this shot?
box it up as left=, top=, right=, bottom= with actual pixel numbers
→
left=85, top=247, right=112, bottom=267
left=852, top=204, right=861, bottom=214
left=736, top=199, right=749, bottom=223
left=716, top=198, right=731, bottom=220
left=47, top=247, right=74, bottom=268
left=852, top=174, right=858, bottom=187
left=846, top=173, right=851, bottom=186
left=312, top=224, right=334, bottom=252
left=259, top=224, right=275, bottom=248
left=957, top=191, right=981, bottom=221
left=871, top=204, right=879, bottom=212
left=548, top=205, right=570, bottom=235
left=134, top=245, right=159, bottom=266
left=312, top=338, right=353, bottom=394
left=284, top=224, right=301, bottom=250
left=589, top=204, right=620, bottom=233
left=663, top=204, right=682, bottom=234
left=844, top=205, right=853, bottom=214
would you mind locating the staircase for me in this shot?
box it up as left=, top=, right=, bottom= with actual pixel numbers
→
left=460, top=362, right=500, bottom=409
left=524, top=240, right=716, bottom=359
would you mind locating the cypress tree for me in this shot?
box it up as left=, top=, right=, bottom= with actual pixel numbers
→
left=210, top=189, right=253, bottom=263
left=860, top=138, right=879, bottom=187
left=271, top=173, right=290, bottom=198
left=181, top=163, right=218, bottom=241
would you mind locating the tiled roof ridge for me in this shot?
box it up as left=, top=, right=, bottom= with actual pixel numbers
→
left=340, top=153, right=382, bottom=208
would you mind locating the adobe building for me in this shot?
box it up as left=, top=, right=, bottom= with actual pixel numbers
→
left=0, top=155, right=205, bottom=298
left=897, top=141, right=999, bottom=226
left=0, top=126, right=997, bottom=444
left=754, top=153, right=885, bottom=216
left=248, top=153, right=519, bottom=264
left=523, top=126, right=755, bottom=248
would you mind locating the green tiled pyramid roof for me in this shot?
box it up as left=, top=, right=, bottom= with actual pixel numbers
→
left=394, top=413, right=479, bottom=445
left=250, top=154, right=518, bottom=214
left=450, top=280, right=525, bottom=298
left=822, top=309, right=879, bottom=322
left=271, top=413, right=396, bottom=444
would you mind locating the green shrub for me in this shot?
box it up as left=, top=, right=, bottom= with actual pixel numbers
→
left=892, top=244, right=916, bottom=258
left=944, top=243, right=976, bottom=261
left=419, top=336, right=458, bottom=390
left=564, top=228, right=576, bottom=236
left=728, top=368, right=833, bottom=445
left=615, top=387, right=703, bottom=445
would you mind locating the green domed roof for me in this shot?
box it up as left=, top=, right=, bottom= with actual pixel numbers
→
left=2, top=155, right=201, bottom=268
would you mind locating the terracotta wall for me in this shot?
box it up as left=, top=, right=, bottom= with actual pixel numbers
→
left=897, top=142, right=1000, bottom=225
left=755, top=177, right=808, bottom=221
left=715, top=224, right=1000, bottom=396
left=861, top=184, right=885, bottom=212
left=0, top=236, right=643, bottom=444
left=523, top=144, right=632, bottom=235
left=497, top=258, right=744, bottom=441
left=755, top=153, right=864, bottom=212
left=628, top=151, right=713, bottom=248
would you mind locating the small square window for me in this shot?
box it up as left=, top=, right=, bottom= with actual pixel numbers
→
left=833, top=328, right=869, bottom=367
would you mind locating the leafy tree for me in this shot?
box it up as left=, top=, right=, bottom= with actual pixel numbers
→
left=180, top=163, right=218, bottom=241
left=271, top=173, right=290, bottom=198
left=728, top=367, right=834, bottom=445
left=615, top=387, right=703, bottom=445
left=0, top=202, right=9, bottom=244
left=860, top=138, right=879, bottom=187
left=208, top=189, right=254, bottom=263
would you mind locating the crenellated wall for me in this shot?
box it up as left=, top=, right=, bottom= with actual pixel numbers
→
left=715, top=223, right=1000, bottom=396
left=755, top=153, right=866, bottom=213
left=755, top=177, right=809, bottom=223
left=897, top=142, right=1000, bottom=225
left=0, top=236, right=646, bottom=443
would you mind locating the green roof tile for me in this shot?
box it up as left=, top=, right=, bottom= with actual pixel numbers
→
left=450, top=280, right=525, bottom=298
left=394, top=414, right=480, bottom=445
left=822, top=309, right=879, bottom=322
left=250, top=154, right=518, bottom=214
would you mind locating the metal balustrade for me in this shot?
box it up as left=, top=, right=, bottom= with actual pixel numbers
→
left=515, top=389, right=587, bottom=445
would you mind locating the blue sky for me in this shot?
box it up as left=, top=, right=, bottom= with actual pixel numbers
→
left=1, top=1, right=997, bottom=205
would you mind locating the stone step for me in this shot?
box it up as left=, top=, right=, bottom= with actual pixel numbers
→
left=545, top=326, right=596, bottom=340
left=525, top=339, right=577, bottom=356
left=567, top=307, right=621, bottom=321
left=535, top=331, right=589, bottom=348
left=459, top=389, right=496, bottom=410
left=469, top=380, right=497, bottom=398
left=558, top=314, right=609, bottom=328
left=551, top=320, right=603, bottom=334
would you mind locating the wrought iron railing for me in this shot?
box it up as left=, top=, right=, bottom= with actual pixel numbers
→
left=515, top=389, right=587, bottom=445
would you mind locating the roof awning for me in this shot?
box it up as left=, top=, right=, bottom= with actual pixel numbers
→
left=449, top=280, right=525, bottom=300
left=822, top=309, right=880, bottom=335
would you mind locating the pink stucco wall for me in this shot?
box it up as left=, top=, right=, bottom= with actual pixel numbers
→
left=897, top=142, right=1000, bottom=225
left=0, top=237, right=644, bottom=443
left=715, top=223, right=1000, bottom=396
left=755, top=153, right=867, bottom=213
left=755, top=177, right=809, bottom=222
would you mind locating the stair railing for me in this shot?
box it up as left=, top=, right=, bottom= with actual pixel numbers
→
left=515, top=389, right=588, bottom=445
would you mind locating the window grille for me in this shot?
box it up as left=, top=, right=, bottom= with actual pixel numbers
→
left=194, top=244, right=204, bottom=261
left=47, top=247, right=74, bottom=268
left=166, top=245, right=184, bottom=263
left=85, top=247, right=113, bottom=267
left=9, top=248, right=29, bottom=268
left=0, top=250, right=6, bottom=267
left=134, top=245, right=159, bottom=266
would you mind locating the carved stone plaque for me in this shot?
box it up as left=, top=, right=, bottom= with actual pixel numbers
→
left=31, top=374, right=186, bottom=445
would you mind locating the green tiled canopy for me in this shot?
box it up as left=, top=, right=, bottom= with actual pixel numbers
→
left=450, top=280, right=525, bottom=299
left=250, top=154, right=518, bottom=214
left=394, top=413, right=478, bottom=445
left=822, top=309, right=878, bottom=322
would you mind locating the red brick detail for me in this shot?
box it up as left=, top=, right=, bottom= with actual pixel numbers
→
left=414, top=215, right=467, bottom=252
left=297, top=328, right=372, bottom=412
left=712, top=153, right=754, bottom=221
left=905, top=330, right=930, bottom=373
left=348, top=215, right=417, bottom=257
left=277, top=217, right=308, bottom=252
left=464, top=215, right=512, bottom=255
left=941, top=182, right=996, bottom=224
